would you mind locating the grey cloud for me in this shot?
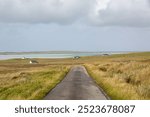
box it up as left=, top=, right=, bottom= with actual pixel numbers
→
left=0, top=0, right=92, bottom=24
left=0, top=0, right=150, bottom=27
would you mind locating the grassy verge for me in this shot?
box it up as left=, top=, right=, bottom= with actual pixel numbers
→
left=85, top=53, right=150, bottom=99
left=0, top=63, right=70, bottom=100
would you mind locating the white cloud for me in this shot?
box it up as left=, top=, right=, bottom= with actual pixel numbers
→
left=90, top=0, right=150, bottom=27
left=0, top=0, right=150, bottom=27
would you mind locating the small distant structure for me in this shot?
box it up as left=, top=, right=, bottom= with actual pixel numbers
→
left=22, top=57, right=26, bottom=59
left=29, top=60, right=39, bottom=64
left=74, top=56, right=80, bottom=59
left=102, top=54, right=110, bottom=56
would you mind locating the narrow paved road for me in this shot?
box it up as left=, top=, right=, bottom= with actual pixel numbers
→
left=44, top=66, right=108, bottom=100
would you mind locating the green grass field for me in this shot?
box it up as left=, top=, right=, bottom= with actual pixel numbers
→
left=0, top=52, right=150, bottom=99
left=0, top=60, right=70, bottom=99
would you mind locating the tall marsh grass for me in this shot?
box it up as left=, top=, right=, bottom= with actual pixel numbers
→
left=0, top=63, right=70, bottom=100
left=85, top=60, right=150, bottom=100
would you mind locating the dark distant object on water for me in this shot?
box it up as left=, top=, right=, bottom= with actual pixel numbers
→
left=74, top=56, right=80, bottom=59
left=102, top=54, right=110, bottom=56
left=29, top=60, right=39, bottom=64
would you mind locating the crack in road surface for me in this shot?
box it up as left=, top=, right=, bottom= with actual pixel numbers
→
left=44, top=65, right=108, bottom=100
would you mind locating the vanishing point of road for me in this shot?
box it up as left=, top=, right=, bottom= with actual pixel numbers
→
left=44, top=65, right=108, bottom=100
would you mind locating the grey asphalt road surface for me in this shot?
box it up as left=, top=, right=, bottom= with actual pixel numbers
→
left=44, top=65, right=108, bottom=100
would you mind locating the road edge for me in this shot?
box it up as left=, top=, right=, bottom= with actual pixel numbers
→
left=84, top=65, right=111, bottom=100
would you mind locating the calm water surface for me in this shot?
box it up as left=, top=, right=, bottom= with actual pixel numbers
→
left=0, top=52, right=129, bottom=60
left=0, top=53, right=98, bottom=60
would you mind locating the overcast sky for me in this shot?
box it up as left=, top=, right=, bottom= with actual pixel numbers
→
left=0, top=0, right=150, bottom=52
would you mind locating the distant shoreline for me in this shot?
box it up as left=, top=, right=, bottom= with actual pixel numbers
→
left=0, top=51, right=136, bottom=55
left=0, top=51, right=131, bottom=60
